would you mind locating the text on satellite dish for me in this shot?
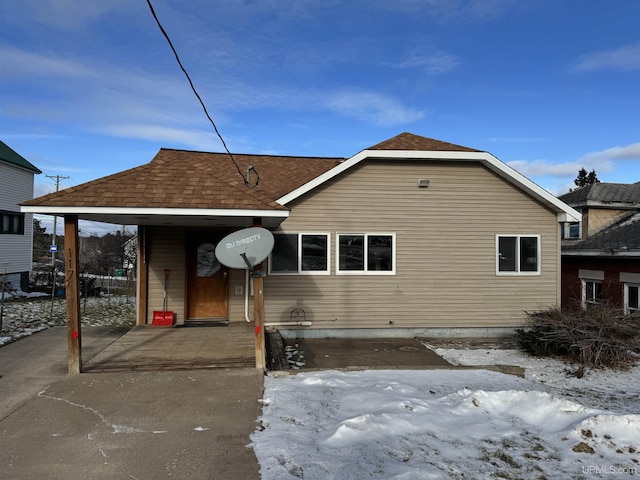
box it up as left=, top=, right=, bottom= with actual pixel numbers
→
left=225, top=233, right=261, bottom=249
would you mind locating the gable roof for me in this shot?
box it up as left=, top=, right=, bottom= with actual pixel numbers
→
left=21, top=132, right=580, bottom=226
left=368, top=132, right=481, bottom=152
left=278, top=132, right=581, bottom=223
left=563, top=212, right=640, bottom=256
left=0, top=141, right=42, bottom=174
left=559, top=182, right=640, bottom=207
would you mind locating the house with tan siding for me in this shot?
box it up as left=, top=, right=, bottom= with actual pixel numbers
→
left=22, top=133, right=580, bottom=339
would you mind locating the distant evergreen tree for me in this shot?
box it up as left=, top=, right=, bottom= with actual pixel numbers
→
left=573, top=168, right=600, bottom=189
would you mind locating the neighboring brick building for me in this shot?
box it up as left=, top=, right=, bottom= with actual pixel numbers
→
left=560, top=182, right=640, bottom=313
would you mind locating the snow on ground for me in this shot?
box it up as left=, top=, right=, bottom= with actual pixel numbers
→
left=252, top=345, right=640, bottom=479
left=0, top=291, right=135, bottom=346
left=431, top=343, right=640, bottom=416
left=3, top=295, right=639, bottom=478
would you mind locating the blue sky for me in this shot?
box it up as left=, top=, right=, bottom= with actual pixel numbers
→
left=1, top=1, right=639, bottom=234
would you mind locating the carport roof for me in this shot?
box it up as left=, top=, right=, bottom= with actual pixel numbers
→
left=21, top=149, right=343, bottom=226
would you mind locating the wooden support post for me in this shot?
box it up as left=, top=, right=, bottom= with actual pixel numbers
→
left=252, top=217, right=266, bottom=371
left=136, top=225, right=148, bottom=325
left=254, top=272, right=265, bottom=370
left=64, top=215, right=82, bottom=374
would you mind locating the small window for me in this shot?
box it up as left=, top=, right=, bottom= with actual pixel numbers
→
left=583, top=279, right=603, bottom=306
left=496, top=235, right=540, bottom=275
left=337, top=233, right=395, bottom=275
left=0, top=211, right=24, bottom=235
left=270, top=233, right=329, bottom=274
left=625, top=283, right=640, bottom=314
left=561, top=222, right=580, bottom=239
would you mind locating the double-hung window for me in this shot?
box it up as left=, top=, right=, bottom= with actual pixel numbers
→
left=337, top=233, right=395, bottom=275
left=496, top=235, right=540, bottom=275
left=624, top=283, right=640, bottom=314
left=270, top=233, right=329, bottom=274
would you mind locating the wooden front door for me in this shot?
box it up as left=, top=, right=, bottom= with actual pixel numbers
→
left=187, top=235, right=228, bottom=320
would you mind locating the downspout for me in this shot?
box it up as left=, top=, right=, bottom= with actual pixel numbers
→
left=244, top=269, right=251, bottom=322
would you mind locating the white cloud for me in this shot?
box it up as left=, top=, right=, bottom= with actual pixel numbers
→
left=507, top=159, right=590, bottom=178
left=0, top=0, right=129, bottom=30
left=488, top=137, right=546, bottom=143
left=379, top=0, right=516, bottom=22
left=0, top=45, right=92, bottom=80
left=100, top=124, right=223, bottom=151
left=324, top=90, right=424, bottom=126
left=574, top=43, right=640, bottom=72
left=507, top=143, right=640, bottom=181
left=579, top=143, right=640, bottom=163
left=392, top=50, right=461, bottom=74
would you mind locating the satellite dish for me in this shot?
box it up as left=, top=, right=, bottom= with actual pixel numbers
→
left=215, top=227, right=275, bottom=269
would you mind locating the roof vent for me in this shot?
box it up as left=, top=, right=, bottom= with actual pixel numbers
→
left=418, top=179, right=430, bottom=188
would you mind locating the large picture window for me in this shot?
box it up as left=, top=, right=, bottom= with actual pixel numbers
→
left=270, top=233, right=329, bottom=274
left=496, top=235, right=540, bottom=275
left=337, top=233, right=395, bottom=275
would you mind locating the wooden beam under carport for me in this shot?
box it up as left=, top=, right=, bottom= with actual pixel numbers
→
left=64, top=215, right=82, bottom=374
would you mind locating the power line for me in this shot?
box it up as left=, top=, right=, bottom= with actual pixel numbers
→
left=145, top=0, right=255, bottom=187
left=45, top=175, right=69, bottom=266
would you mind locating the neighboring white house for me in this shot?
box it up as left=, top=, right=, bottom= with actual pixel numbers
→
left=0, top=141, right=42, bottom=291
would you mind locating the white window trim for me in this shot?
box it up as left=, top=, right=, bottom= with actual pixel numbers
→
left=561, top=222, right=581, bottom=240
left=495, top=234, right=541, bottom=276
left=269, top=232, right=331, bottom=275
left=336, top=232, right=396, bottom=275
left=624, top=283, right=640, bottom=314
left=582, top=278, right=603, bottom=307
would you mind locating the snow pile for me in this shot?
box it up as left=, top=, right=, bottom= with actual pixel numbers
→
left=285, top=343, right=305, bottom=369
left=433, top=344, right=640, bottom=414
left=252, top=369, right=640, bottom=479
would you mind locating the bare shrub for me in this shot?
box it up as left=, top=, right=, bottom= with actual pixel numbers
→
left=516, top=304, right=640, bottom=371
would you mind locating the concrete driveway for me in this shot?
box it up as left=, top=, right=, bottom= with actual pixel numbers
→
left=0, top=327, right=263, bottom=480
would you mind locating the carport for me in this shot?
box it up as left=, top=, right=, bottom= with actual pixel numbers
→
left=21, top=149, right=340, bottom=374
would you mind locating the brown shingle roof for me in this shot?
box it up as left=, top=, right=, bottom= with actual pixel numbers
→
left=368, top=132, right=481, bottom=152
left=22, top=149, right=343, bottom=210
left=22, top=133, right=485, bottom=211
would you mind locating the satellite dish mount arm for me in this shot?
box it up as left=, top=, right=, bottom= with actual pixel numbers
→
left=240, top=253, right=266, bottom=278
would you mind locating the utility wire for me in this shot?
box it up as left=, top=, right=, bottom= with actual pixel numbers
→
left=145, top=0, right=252, bottom=187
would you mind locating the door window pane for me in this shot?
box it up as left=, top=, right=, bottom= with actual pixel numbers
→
left=196, top=242, right=220, bottom=277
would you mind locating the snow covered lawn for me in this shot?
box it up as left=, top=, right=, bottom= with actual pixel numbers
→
left=252, top=346, right=640, bottom=479
left=0, top=293, right=135, bottom=346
